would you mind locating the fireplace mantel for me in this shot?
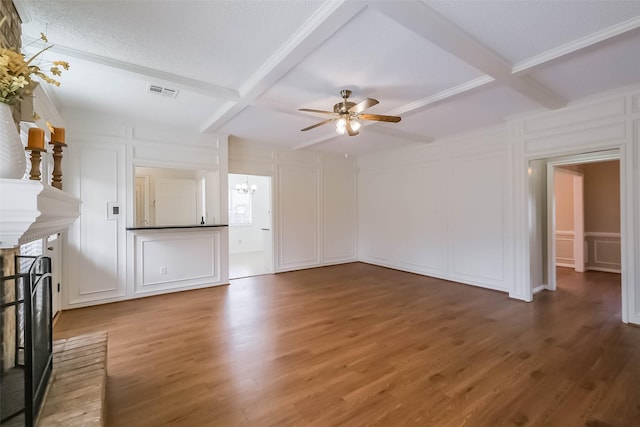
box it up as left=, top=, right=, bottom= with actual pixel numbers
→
left=0, top=179, right=81, bottom=248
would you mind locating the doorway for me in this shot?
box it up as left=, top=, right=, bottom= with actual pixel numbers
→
left=228, top=174, right=273, bottom=279
left=529, top=150, right=624, bottom=319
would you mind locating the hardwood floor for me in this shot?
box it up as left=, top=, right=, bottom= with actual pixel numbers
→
left=54, top=263, right=640, bottom=426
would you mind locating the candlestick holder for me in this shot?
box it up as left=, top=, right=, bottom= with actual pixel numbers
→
left=49, top=141, right=67, bottom=190
left=26, top=146, right=47, bottom=181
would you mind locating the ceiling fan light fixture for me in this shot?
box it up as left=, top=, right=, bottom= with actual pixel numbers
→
left=300, top=90, right=401, bottom=136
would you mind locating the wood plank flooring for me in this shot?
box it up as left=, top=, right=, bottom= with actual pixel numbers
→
left=53, top=263, right=640, bottom=426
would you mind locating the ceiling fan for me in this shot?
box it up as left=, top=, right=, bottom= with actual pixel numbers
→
left=299, top=89, right=401, bottom=136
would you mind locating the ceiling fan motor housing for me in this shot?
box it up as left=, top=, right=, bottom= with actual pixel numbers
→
left=334, top=101, right=356, bottom=114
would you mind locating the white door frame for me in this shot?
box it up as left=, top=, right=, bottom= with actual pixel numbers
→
left=544, top=150, right=622, bottom=312
left=573, top=173, right=585, bottom=273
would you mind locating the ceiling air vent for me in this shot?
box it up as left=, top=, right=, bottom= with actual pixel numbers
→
left=147, top=84, right=179, bottom=98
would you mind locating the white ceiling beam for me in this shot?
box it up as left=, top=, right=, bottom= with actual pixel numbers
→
left=372, top=0, right=566, bottom=110
left=24, top=39, right=241, bottom=101
left=387, top=76, right=495, bottom=116
left=199, top=0, right=367, bottom=134
left=512, top=16, right=640, bottom=75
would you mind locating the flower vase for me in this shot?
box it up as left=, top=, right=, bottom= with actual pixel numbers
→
left=0, top=102, right=26, bottom=179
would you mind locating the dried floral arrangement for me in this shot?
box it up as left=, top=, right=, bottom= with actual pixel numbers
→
left=0, top=16, right=69, bottom=106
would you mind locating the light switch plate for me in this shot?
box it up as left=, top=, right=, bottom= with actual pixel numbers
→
left=107, top=202, right=120, bottom=220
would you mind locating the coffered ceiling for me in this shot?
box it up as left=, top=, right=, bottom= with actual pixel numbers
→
left=16, top=0, right=640, bottom=156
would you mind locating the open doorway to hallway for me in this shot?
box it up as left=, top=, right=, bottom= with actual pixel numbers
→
left=554, top=161, right=621, bottom=277
left=529, top=150, right=623, bottom=319
left=228, top=174, right=273, bottom=279
left=553, top=160, right=621, bottom=314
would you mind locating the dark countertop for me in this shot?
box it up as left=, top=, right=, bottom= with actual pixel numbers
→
left=126, top=224, right=228, bottom=231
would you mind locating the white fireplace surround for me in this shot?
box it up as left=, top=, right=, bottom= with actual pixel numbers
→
left=0, top=178, right=81, bottom=248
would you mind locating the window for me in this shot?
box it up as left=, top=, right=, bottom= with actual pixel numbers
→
left=229, top=191, right=252, bottom=225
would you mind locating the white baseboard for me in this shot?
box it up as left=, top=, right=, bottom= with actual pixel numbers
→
left=556, top=262, right=575, bottom=268
left=586, top=266, right=621, bottom=274
left=533, top=285, right=546, bottom=294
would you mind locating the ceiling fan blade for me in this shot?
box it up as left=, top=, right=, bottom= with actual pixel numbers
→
left=347, top=121, right=359, bottom=136
left=359, top=113, right=401, bottom=123
left=299, top=108, right=335, bottom=115
left=301, top=118, right=335, bottom=132
left=349, top=98, right=379, bottom=114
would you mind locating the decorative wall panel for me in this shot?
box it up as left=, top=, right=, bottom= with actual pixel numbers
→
left=278, top=164, right=319, bottom=269
left=323, top=169, right=357, bottom=263
left=66, top=142, right=127, bottom=305
left=134, top=230, right=221, bottom=294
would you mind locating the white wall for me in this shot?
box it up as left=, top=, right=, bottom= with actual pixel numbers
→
left=229, top=141, right=357, bottom=271
left=358, top=83, right=640, bottom=325
left=64, top=113, right=229, bottom=308
left=358, top=127, right=512, bottom=293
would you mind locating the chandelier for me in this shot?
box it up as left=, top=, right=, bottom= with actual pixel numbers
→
left=235, top=177, right=257, bottom=195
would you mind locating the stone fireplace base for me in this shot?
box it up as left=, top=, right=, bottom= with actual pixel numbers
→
left=37, top=332, right=107, bottom=427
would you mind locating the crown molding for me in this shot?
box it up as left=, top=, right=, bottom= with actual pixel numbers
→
left=22, top=37, right=240, bottom=101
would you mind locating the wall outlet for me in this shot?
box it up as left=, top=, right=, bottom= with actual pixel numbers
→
left=160, top=266, right=167, bottom=275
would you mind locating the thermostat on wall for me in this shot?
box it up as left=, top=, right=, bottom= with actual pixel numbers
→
left=107, top=202, right=120, bottom=220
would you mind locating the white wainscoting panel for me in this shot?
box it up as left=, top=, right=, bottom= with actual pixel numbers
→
left=134, top=230, right=221, bottom=294
left=359, top=161, right=445, bottom=276
left=323, top=169, right=357, bottom=263
left=278, top=164, right=320, bottom=270
left=448, top=153, right=506, bottom=289
left=358, top=168, right=398, bottom=266
left=555, top=230, right=575, bottom=267
left=524, top=122, right=626, bottom=158
left=585, top=232, right=621, bottom=273
left=66, top=142, right=127, bottom=306
left=523, top=96, right=626, bottom=135
left=393, top=164, right=445, bottom=274
left=358, top=133, right=508, bottom=291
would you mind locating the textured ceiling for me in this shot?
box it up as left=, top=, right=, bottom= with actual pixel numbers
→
left=16, top=0, right=640, bottom=157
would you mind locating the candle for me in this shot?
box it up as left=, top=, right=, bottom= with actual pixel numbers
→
left=51, top=127, right=65, bottom=144
left=27, top=127, right=45, bottom=150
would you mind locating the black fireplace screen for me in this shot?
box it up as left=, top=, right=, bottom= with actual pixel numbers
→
left=1, top=255, right=53, bottom=427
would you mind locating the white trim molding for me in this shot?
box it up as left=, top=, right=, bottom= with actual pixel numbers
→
left=585, top=232, right=621, bottom=273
